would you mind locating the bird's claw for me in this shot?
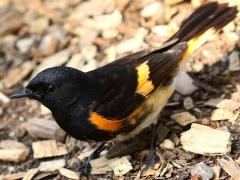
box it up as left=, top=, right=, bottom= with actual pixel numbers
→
left=141, top=150, right=159, bottom=174
left=78, top=161, right=92, bottom=176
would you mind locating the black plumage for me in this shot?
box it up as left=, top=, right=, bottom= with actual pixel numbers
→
left=10, top=3, right=237, bottom=143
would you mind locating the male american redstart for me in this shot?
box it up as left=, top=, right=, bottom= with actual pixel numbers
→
left=11, top=2, right=237, bottom=175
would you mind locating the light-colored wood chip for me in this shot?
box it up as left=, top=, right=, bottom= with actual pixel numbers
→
left=140, top=2, right=162, bottom=18
left=0, top=92, right=10, bottom=104
left=0, top=149, right=29, bottom=163
left=204, top=98, right=223, bottom=108
left=211, top=165, right=221, bottom=180
left=90, top=156, right=114, bottom=175
left=216, top=99, right=240, bottom=111
left=232, top=92, right=240, bottom=102
left=81, top=10, right=122, bottom=30
left=183, top=97, right=194, bottom=110
left=165, top=0, right=184, bottom=5
left=0, top=140, right=29, bottom=162
left=32, top=140, right=68, bottom=158
left=211, top=109, right=239, bottom=122
left=218, top=156, right=240, bottom=180
left=39, top=33, right=58, bottom=56
left=109, top=156, right=133, bottom=176
left=39, top=159, right=65, bottom=172
left=171, top=112, right=197, bottom=126
left=40, top=105, right=51, bottom=115
left=174, top=71, right=198, bottom=95
left=66, top=53, right=84, bottom=70
left=180, top=123, right=231, bottom=154
left=0, top=10, right=24, bottom=36
left=25, top=118, right=65, bottom=141
left=2, top=61, right=35, bottom=88
left=78, top=146, right=95, bottom=161
left=22, top=168, right=39, bottom=180
left=1, top=172, right=26, bottom=180
left=59, top=168, right=80, bottom=180
left=160, top=139, right=175, bottom=149
left=191, top=162, right=213, bottom=180
left=31, top=49, right=70, bottom=78
left=229, top=51, right=240, bottom=72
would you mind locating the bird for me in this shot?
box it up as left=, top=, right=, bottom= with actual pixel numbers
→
left=11, top=2, right=237, bottom=175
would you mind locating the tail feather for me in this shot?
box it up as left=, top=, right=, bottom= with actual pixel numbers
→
left=164, top=2, right=237, bottom=59
left=168, top=2, right=237, bottom=42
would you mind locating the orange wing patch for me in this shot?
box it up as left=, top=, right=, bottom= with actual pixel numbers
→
left=89, top=112, right=124, bottom=132
left=136, top=61, right=155, bottom=97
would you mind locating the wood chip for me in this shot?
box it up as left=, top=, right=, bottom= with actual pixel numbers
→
left=16, top=37, right=34, bottom=54
left=183, top=97, right=194, bottom=110
left=40, top=105, right=51, bottom=115
left=22, top=168, right=39, bottom=180
left=160, top=139, right=175, bottom=149
left=232, top=92, right=240, bottom=102
left=2, top=61, right=35, bottom=88
left=102, top=29, right=118, bottom=39
left=180, top=123, right=231, bottom=154
left=109, top=156, right=133, bottom=176
left=216, top=99, right=240, bottom=111
left=116, top=28, right=147, bottom=54
left=59, top=168, right=80, bottom=180
left=211, top=109, right=239, bottom=122
left=70, top=0, right=115, bottom=18
left=191, top=0, right=207, bottom=7
left=66, top=53, right=84, bottom=70
left=191, top=162, right=214, bottom=180
left=211, top=165, right=221, bottom=180
left=39, top=159, right=65, bottom=172
left=32, top=140, right=68, bottom=158
left=81, top=10, right=122, bottom=30
left=140, top=2, right=163, bottom=18
left=218, top=156, right=240, bottom=180
left=0, top=10, right=24, bottom=36
left=171, top=112, right=197, bottom=126
left=164, top=0, right=184, bottom=5
left=0, top=91, right=10, bottom=104
left=28, top=17, right=48, bottom=35
left=25, top=118, right=65, bottom=141
left=39, top=33, right=58, bottom=56
left=0, top=140, right=29, bottom=162
left=228, top=50, right=240, bottom=72
left=90, top=156, right=114, bottom=175
left=174, top=72, right=198, bottom=95
left=31, top=49, right=70, bottom=78
left=1, top=172, right=26, bottom=180
left=204, top=98, right=223, bottom=107
left=81, top=45, right=97, bottom=61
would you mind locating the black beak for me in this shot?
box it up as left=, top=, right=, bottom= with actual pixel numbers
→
left=10, top=88, right=32, bottom=99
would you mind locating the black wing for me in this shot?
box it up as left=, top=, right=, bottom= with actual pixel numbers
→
left=88, top=43, right=186, bottom=120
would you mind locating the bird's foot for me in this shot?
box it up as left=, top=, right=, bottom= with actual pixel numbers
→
left=78, top=142, right=107, bottom=176
left=78, top=159, right=92, bottom=176
left=141, top=150, right=159, bottom=174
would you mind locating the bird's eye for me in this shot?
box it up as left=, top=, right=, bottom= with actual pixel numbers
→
left=47, top=84, right=56, bottom=93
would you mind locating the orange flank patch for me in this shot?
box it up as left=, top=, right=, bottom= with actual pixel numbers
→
left=136, top=61, right=155, bottom=97
left=89, top=112, right=124, bottom=132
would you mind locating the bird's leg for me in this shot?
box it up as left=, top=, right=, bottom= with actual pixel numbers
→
left=79, top=142, right=107, bottom=176
left=142, top=125, right=159, bottom=172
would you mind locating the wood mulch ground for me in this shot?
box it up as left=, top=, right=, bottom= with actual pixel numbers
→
left=0, top=0, right=240, bottom=179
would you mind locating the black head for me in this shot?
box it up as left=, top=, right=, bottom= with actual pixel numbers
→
left=11, top=66, right=94, bottom=110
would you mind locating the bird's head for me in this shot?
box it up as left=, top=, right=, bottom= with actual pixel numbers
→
left=11, top=66, right=94, bottom=110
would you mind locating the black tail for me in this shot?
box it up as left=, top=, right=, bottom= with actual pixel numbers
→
left=168, top=2, right=238, bottom=43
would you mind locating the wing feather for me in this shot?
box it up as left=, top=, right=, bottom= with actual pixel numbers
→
left=88, top=45, right=186, bottom=122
